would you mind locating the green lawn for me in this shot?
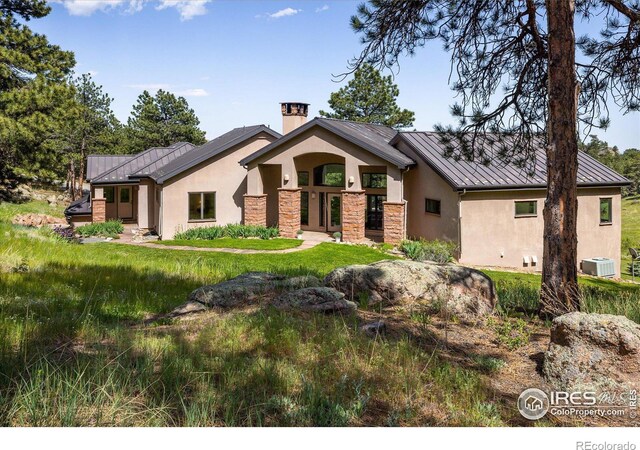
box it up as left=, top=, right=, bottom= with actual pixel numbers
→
left=155, top=237, right=303, bottom=250
left=0, top=198, right=638, bottom=426
left=622, top=195, right=640, bottom=279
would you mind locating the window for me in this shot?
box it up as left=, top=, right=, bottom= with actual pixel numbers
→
left=300, top=191, right=309, bottom=226
left=366, top=194, right=386, bottom=230
left=362, top=173, right=387, bottom=189
left=313, top=164, right=345, bottom=187
left=600, top=198, right=612, bottom=224
left=298, top=171, right=309, bottom=187
left=425, top=198, right=441, bottom=215
left=104, top=187, right=115, bottom=204
left=120, top=188, right=130, bottom=203
left=319, top=193, right=325, bottom=227
left=515, top=201, right=537, bottom=217
left=189, top=192, right=216, bottom=221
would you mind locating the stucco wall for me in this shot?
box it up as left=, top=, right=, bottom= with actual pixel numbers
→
left=159, top=133, right=277, bottom=239
left=458, top=187, right=622, bottom=275
left=396, top=140, right=460, bottom=244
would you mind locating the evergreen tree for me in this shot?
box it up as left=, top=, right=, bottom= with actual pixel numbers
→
left=320, top=64, right=414, bottom=129
left=125, top=90, right=206, bottom=152
left=0, top=0, right=75, bottom=190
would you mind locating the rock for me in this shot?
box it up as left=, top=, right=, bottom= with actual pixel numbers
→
left=273, top=287, right=357, bottom=313
left=184, top=272, right=321, bottom=310
left=46, top=195, right=58, bottom=205
left=361, top=321, right=386, bottom=337
left=168, top=301, right=208, bottom=317
left=324, top=260, right=496, bottom=321
left=12, top=213, right=66, bottom=228
left=543, top=312, right=640, bottom=392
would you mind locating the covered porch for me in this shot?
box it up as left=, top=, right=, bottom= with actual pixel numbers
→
left=244, top=150, right=406, bottom=244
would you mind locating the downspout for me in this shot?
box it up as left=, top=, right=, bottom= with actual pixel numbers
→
left=158, top=187, right=163, bottom=239
left=457, top=189, right=467, bottom=261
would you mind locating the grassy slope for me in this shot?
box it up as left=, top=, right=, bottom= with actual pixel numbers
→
left=622, top=195, right=640, bottom=279
left=155, top=238, right=303, bottom=250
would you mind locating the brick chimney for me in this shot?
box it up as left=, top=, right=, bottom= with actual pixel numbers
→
left=281, top=102, right=309, bottom=134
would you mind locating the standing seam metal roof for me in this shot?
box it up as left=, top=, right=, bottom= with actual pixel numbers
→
left=239, top=118, right=415, bottom=169
left=86, top=155, right=133, bottom=181
left=397, top=132, right=631, bottom=190
left=91, top=142, right=194, bottom=184
left=148, top=125, right=281, bottom=184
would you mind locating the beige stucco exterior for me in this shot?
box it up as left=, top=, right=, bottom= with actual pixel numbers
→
left=455, top=187, right=622, bottom=275
left=158, top=132, right=277, bottom=239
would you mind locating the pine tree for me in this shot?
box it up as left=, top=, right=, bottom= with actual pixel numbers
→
left=125, top=90, right=207, bottom=152
left=320, top=64, right=414, bottom=129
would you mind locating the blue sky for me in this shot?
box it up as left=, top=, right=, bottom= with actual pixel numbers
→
left=33, top=1, right=640, bottom=150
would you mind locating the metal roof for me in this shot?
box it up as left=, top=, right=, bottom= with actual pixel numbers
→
left=129, top=142, right=196, bottom=178
left=148, top=125, right=281, bottom=184
left=91, top=142, right=194, bottom=184
left=397, top=132, right=631, bottom=191
left=239, top=118, right=416, bottom=169
left=86, top=155, right=132, bottom=181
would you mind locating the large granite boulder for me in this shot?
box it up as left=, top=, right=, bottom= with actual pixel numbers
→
left=171, top=272, right=321, bottom=315
left=12, top=213, right=66, bottom=228
left=273, top=287, right=357, bottom=314
left=543, top=312, right=640, bottom=392
left=324, top=260, right=496, bottom=321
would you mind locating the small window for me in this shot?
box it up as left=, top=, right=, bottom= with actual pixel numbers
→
left=120, top=188, right=130, bottom=203
left=189, top=192, right=216, bottom=221
left=515, top=201, right=537, bottom=217
left=425, top=198, right=441, bottom=215
left=298, top=171, right=309, bottom=187
left=313, top=164, right=345, bottom=187
left=362, top=173, right=387, bottom=189
left=103, top=187, right=115, bottom=203
left=300, top=191, right=309, bottom=226
left=600, top=198, right=612, bottom=224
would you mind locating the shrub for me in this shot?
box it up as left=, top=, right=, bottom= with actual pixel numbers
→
left=400, top=239, right=457, bottom=264
left=75, top=220, right=123, bottom=238
left=628, top=260, right=640, bottom=276
left=488, top=317, right=531, bottom=350
left=174, top=224, right=280, bottom=241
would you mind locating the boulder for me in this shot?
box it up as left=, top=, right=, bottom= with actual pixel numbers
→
left=174, top=272, right=321, bottom=313
left=46, top=195, right=58, bottom=205
left=12, top=213, right=66, bottom=228
left=324, top=260, right=496, bottom=321
left=273, top=287, right=357, bottom=314
left=543, top=312, right=640, bottom=392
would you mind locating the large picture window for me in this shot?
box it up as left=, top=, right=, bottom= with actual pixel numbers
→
left=189, top=192, right=216, bottom=221
left=362, top=173, right=387, bottom=189
left=600, top=198, right=612, bottom=224
left=300, top=191, right=309, bottom=226
left=366, top=194, right=386, bottom=230
left=313, top=164, right=345, bottom=187
left=298, top=171, right=309, bottom=187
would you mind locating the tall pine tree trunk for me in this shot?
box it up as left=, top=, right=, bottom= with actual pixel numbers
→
left=541, top=0, right=580, bottom=316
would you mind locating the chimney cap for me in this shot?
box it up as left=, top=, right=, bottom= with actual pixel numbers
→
left=280, top=102, right=309, bottom=117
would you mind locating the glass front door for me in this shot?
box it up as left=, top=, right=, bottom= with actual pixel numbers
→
left=327, top=193, right=341, bottom=232
left=366, top=194, right=386, bottom=230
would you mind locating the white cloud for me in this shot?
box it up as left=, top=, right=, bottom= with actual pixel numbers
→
left=268, top=7, right=301, bottom=19
left=156, top=0, right=210, bottom=21
left=315, top=4, right=329, bottom=13
left=176, top=88, right=209, bottom=97
left=52, top=0, right=127, bottom=16
left=52, top=0, right=211, bottom=20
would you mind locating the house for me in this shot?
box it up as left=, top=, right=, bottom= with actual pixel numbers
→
left=69, top=101, right=630, bottom=276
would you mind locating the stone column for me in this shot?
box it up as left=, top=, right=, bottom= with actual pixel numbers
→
left=244, top=194, right=268, bottom=226
left=383, top=201, right=406, bottom=245
left=278, top=188, right=301, bottom=238
left=92, top=198, right=106, bottom=223
left=341, top=190, right=365, bottom=242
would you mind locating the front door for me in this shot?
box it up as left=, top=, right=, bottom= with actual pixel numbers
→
left=118, top=186, right=133, bottom=219
left=327, top=193, right=341, bottom=232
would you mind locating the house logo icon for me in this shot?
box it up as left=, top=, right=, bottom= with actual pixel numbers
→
left=518, top=388, right=550, bottom=420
